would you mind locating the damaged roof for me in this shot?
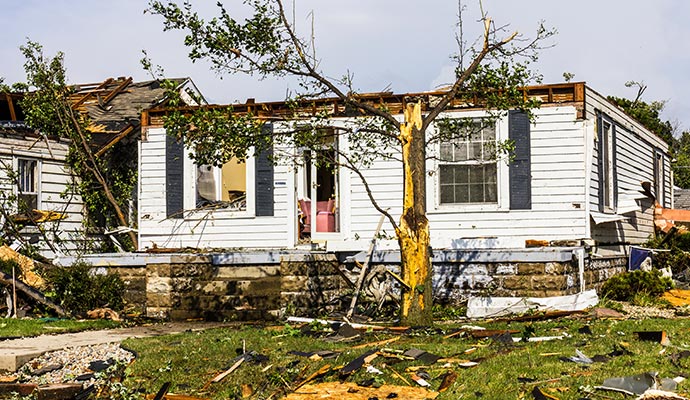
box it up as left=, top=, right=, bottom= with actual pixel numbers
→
left=1, top=77, right=189, bottom=151
left=69, top=77, right=187, bottom=134
left=67, top=77, right=188, bottom=154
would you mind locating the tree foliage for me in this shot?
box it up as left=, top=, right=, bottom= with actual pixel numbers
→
left=147, top=0, right=554, bottom=325
left=607, top=81, right=690, bottom=189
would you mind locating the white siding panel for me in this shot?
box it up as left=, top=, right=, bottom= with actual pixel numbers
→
left=137, top=127, right=291, bottom=250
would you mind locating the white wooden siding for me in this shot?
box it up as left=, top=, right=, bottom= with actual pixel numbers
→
left=0, top=135, right=85, bottom=257
left=139, top=89, right=669, bottom=253
left=585, top=88, right=669, bottom=246
left=340, top=106, right=589, bottom=250
left=137, top=127, right=291, bottom=250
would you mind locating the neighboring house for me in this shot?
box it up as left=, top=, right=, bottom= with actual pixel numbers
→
left=674, top=187, right=690, bottom=210
left=0, top=93, right=83, bottom=256
left=0, top=77, right=201, bottom=258
left=138, top=82, right=671, bottom=257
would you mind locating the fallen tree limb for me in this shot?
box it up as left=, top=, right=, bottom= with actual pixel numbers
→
left=0, top=271, right=67, bottom=316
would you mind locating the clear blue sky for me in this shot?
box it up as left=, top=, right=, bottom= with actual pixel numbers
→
left=2, top=1, right=688, bottom=132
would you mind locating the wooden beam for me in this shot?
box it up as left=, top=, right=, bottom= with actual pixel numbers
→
left=70, top=78, right=113, bottom=109
left=102, top=77, right=133, bottom=105
left=5, top=93, right=17, bottom=121
left=94, top=124, right=136, bottom=157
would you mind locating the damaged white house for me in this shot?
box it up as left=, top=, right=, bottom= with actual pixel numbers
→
left=138, top=82, right=671, bottom=257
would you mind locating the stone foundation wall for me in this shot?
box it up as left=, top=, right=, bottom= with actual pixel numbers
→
left=584, top=256, right=627, bottom=291
left=99, top=251, right=627, bottom=321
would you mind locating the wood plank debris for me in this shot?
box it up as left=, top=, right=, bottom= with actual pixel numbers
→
left=283, top=381, right=438, bottom=399
left=346, top=213, right=386, bottom=319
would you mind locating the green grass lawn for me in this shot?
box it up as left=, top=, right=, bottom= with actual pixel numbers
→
left=121, top=315, right=690, bottom=399
left=0, top=317, right=121, bottom=338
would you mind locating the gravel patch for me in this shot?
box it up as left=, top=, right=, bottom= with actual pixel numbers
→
left=0, top=342, right=135, bottom=388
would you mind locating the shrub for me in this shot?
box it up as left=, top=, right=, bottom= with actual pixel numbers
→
left=46, top=261, right=125, bottom=316
left=601, top=269, right=673, bottom=302
left=0, top=258, right=20, bottom=276
left=645, top=232, right=690, bottom=274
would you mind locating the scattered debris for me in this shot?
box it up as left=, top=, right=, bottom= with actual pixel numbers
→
left=591, top=307, right=625, bottom=319
left=466, top=289, right=599, bottom=318
left=562, top=349, right=593, bottom=365
left=340, top=349, right=378, bottom=377
left=532, top=386, right=560, bottom=400
left=438, top=371, right=457, bottom=392
left=283, top=382, right=438, bottom=399
left=86, top=307, right=121, bottom=321
left=410, top=372, right=431, bottom=387
left=636, top=331, right=671, bottom=346
left=0, top=270, right=67, bottom=316
left=596, top=372, right=679, bottom=396
left=403, top=349, right=440, bottom=364
left=286, top=317, right=408, bottom=332
left=636, top=390, right=688, bottom=400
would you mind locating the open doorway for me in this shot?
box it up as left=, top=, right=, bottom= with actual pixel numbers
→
left=297, top=134, right=340, bottom=241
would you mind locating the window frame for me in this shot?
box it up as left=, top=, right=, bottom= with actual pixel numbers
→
left=183, top=149, right=256, bottom=218
left=599, top=115, right=616, bottom=212
left=15, top=157, right=41, bottom=211
left=654, top=149, right=665, bottom=207
left=429, top=112, right=510, bottom=212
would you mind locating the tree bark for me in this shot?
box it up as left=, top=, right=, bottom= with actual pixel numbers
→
left=397, top=102, right=432, bottom=326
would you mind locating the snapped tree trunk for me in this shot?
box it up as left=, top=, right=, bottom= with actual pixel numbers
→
left=396, top=102, right=432, bottom=326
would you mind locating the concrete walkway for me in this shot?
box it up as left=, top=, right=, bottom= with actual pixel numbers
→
left=0, top=322, right=236, bottom=372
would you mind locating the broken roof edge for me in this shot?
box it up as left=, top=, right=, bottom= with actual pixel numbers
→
left=585, top=85, right=669, bottom=150
left=144, top=81, right=587, bottom=124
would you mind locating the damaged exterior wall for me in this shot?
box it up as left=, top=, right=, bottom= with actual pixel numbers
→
left=139, top=82, right=669, bottom=256
left=586, top=88, right=670, bottom=254
left=0, top=132, right=86, bottom=257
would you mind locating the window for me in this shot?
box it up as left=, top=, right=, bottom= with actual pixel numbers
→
left=438, top=121, right=498, bottom=204
left=654, top=150, right=665, bottom=206
left=17, top=158, right=39, bottom=210
left=196, top=157, right=247, bottom=211
left=599, top=116, right=616, bottom=211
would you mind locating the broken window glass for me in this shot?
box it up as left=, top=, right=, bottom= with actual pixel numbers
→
left=196, top=157, right=246, bottom=210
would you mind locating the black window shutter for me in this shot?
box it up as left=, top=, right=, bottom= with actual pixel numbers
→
left=255, top=123, right=274, bottom=217
left=166, top=135, right=184, bottom=219
left=509, top=110, right=532, bottom=210
left=596, top=113, right=605, bottom=212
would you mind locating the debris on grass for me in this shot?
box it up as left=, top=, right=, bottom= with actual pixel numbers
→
left=636, top=331, right=671, bottom=346
left=438, top=370, right=457, bottom=392
left=283, top=381, right=438, bottom=399
left=466, top=289, right=598, bottom=318
left=596, top=372, right=678, bottom=396
left=531, top=386, right=560, bottom=399
left=635, top=390, right=688, bottom=400
left=591, top=307, right=626, bottom=319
